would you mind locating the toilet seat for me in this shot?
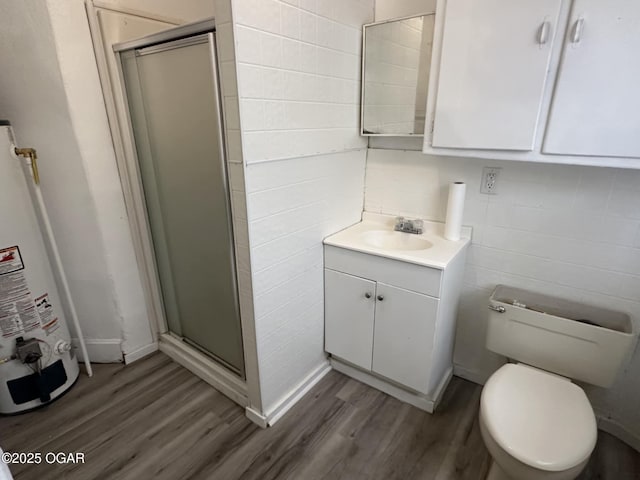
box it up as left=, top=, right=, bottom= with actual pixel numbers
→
left=481, top=363, right=597, bottom=473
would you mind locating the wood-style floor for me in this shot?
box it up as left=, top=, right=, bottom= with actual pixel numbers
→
left=0, top=353, right=638, bottom=480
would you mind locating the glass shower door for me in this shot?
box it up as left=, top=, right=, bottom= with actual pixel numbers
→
left=120, top=33, right=244, bottom=376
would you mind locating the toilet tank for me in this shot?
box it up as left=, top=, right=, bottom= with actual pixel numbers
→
left=487, top=285, right=635, bottom=388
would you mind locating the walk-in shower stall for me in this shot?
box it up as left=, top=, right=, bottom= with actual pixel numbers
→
left=115, top=22, right=245, bottom=377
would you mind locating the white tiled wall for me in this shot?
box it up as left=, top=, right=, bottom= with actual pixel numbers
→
left=365, top=148, right=640, bottom=439
left=214, top=0, right=262, bottom=410
left=230, top=0, right=373, bottom=415
left=246, top=151, right=366, bottom=412
left=375, top=0, right=437, bottom=22
left=232, top=0, right=370, bottom=163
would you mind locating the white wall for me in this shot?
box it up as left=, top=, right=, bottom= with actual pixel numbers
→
left=245, top=151, right=366, bottom=414
left=375, top=0, right=436, bottom=21
left=0, top=0, right=125, bottom=361
left=48, top=0, right=164, bottom=362
left=93, top=0, right=214, bottom=23
left=233, top=0, right=370, bottom=163
left=364, top=148, right=640, bottom=444
left=232, top=0, right=373, bottom=415
left=0, top=0, right=216, bottom=363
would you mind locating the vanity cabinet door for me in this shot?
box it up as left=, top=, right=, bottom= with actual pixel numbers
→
left=543, top=0, right=640, bottom=158
left=372, top=283, right=438, bottom=393
left=431, top=0, right=562, bottom=151
left=324, top=269, right=376, bottom=370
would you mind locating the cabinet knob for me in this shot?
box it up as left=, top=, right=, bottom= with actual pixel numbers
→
left=377, top=295, right=384, bottom=301
left=364, top=292, right=371, bottom=299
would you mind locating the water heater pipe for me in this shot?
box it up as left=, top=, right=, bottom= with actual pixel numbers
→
left=15, top=149, right=93, bottom=377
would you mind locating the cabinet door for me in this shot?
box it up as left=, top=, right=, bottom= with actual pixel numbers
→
left=543, top=1, right=640, bottom=158
left=431, top=0, right=562, bottom=150
left=372, top=283, right=439, bottom=393
left=324, top=269, right=376, bottom=370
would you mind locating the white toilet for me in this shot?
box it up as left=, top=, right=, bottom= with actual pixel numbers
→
left=480, top=286, right=635, bottom=480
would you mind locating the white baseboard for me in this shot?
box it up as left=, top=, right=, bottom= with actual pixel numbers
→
left=245, top=406, right=268, bottom=429
left=73, top=338, right=123, bottom=363
left=250, top=361, right=332, bottom=428
left=331, top=357, right=449, bottom=413
left=159, top=334, right=248, bottom=408
left=123, top=342, right=158, bottom=364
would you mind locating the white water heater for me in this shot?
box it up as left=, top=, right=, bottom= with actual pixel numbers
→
left=0, top=121, right=82, bottom=414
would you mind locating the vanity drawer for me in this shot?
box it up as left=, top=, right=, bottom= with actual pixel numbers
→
left=324, top=245, right=442, bottom=298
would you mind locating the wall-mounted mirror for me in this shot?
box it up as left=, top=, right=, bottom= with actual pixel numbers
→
left=361, top=13, right=435, bottom=136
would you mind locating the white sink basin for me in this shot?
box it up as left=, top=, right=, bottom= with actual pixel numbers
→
left=360, top=230, right=433, bottom=251
left=324, top=213, right=471, bottom=269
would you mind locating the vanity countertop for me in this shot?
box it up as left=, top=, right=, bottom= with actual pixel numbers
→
left=323, top=212, right=471, bottom=270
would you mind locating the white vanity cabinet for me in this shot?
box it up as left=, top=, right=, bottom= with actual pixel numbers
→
left=323, top=238, right=467, bottom=413
left=325, top=268, right=439, bottom=393
left=423, top=0, right=640, bottom=168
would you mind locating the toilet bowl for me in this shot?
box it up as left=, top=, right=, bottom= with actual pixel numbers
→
left=480, top=364, right=596, bottom=480
left=480, top=285, right=635, bottom=480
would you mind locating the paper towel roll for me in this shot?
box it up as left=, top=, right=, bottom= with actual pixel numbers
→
left=444, top=182, right=466, bottom=241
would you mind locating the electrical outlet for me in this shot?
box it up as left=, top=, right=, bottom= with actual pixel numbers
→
left=480, top=167, right=501, bottom=194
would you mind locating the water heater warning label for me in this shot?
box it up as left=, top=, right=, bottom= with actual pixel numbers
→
left=0, top=245, right=41, bottom=338
left=0, top=246, right=24, bottom=275
left=35, top=293, right=58, bottom=334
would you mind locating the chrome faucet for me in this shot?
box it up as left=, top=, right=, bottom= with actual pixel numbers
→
left=394, top=216, right=424, bottom=235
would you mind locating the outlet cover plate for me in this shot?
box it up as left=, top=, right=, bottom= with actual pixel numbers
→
left=481, top=167, right=501, bottom=194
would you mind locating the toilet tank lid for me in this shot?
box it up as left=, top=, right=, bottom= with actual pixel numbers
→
left=491, top=285, right=632, bottom=333
left=481, top=364, right=597, bottom=472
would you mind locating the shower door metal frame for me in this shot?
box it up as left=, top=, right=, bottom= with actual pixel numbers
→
left=111, top=20, right=249, bottom=401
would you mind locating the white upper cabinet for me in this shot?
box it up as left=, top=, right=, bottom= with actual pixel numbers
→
left=423, top=0, right=640, bottom=168
left=543, top=0, right=640, bottom=158
left=432, top=0, right=562, bottom=151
